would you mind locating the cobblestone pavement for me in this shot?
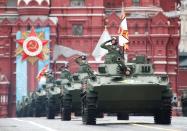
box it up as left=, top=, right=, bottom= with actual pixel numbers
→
left=0, top=116, right=186, bottom=131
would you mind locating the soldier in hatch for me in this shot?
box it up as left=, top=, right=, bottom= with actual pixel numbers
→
left=101, top=37, right=125, bottom=71
left=60, top=63, right=72, bottom=82
left=45, top=70, right=55, bottom=84
left=75, top=55, right=96, bottom=79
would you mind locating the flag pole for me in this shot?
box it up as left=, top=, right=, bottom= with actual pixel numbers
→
left=121, top=1, right=125, bottom=60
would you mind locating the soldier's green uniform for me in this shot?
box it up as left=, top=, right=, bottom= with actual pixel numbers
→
left=75, top=56, right=96, bottom=78
left=101, top=38, right=125, bottom=72
left=45, top=71, right=55, bottom=84
left=61, top=67, right=72, bottom=82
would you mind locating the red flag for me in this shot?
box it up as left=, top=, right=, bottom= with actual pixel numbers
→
left=36, top=64, right=48, bottom=81
left=118, top=2, right=129, bottom=46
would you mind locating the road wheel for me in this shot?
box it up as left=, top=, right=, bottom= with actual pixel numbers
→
left=62, top=93, right=72, bottom=121
left=117, top=113, right=129, bottom=120
left=154, top=97, right=172, bottom=124
left=82, top=91, right=97, bottom=125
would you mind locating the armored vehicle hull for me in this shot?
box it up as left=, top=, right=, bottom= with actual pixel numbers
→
left=94, top=84, right=169, bottom=112
left=31, top=89, right=47, bottom=117
left=46, top=83, right=61, bottom=119
left=62, top=73, right=89, bottom=121
left=82, top=82, right=172, bottom=125
left=81, top=63, right=172, bottom=125
left=33, top=95, right=47, bottom=117
left=70, top=89, right=81, bottom=115
left=46, top=93, right=61, bottom=119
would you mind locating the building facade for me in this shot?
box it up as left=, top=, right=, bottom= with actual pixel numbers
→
left=178, top=0, right=187, bottom=98
left=0, top=0, right=180, bottom=117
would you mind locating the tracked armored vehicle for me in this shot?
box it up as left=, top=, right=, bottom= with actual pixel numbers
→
left=46, top=79, right=62, bottom=119
left=26, top=93, right=35, bottom=117
left=81, top=56, right=172, bottom=125
left=62, top=56, right=96, bottom=121
left=62, top=73, right=90, bottom=120
left=32, top=87, right=47, bottom=117
left=16, top=96, right=30, bottom=117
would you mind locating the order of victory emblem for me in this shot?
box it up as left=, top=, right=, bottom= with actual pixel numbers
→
left=16, top=27, right=50, bottom=64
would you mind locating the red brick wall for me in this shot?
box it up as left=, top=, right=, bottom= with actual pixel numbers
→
left=160, top=0, right=176, bottom=11
left=0, top=82, right=9, bottom=118
left=178, top=69, right=187, bottom=90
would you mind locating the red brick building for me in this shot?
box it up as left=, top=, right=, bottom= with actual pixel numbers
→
left=178, top=52, right=187, bottom=95
left=0, top=0, right=180, bottom=117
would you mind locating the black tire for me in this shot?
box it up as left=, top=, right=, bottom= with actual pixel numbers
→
left=154, top=97, right=172, bottom=124
left=60, top=95, right=63, bottom=120
left=34, top=106, right=41, bottom=117
left=34, top=100, right=43, bottom=117
left=182, top=99, right=187, bottom=116
left=117, top=113, right=129, bottom=120
left=46, top=100, right=55, bottom=119
left=62, top=93, right=72, bottom=121
left=183, top=109, right=187, bottom=116
left=82, top=91, right=97, bottom=125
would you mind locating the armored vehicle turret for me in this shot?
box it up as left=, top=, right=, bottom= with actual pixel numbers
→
left=81, top=56, right=172, bottom=125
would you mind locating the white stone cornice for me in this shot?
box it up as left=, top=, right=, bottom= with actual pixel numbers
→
left=150, top=34, right=170, bottom=37
left=17, top=7, right=49, bottom=9
left=51, top=6, right=104, bottom=9
left=0, top=81, right=10, bottom=85
left=167, top=72, right=177, bottom=75
left=0, top=13, right=18, bottom=16
left=154, top=72, right=167, bottom=74
left=59, top=35, right=101, bottom=38
left=153, top=56, right=167, bottom=58
left=50, top=14, right=105, bottom=17
left=154, top=72, right=177, bottom=75
left=167, top=56, right=177, bottom=59
left=167, top=61, right=177, bottom=65
left=50, top=61, right=68, bottom=64
left=0, top=36, right=9, bottom=38
left=154, top=61, right=167, bottom=64
left=55, top=71, right=61, bottom=74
